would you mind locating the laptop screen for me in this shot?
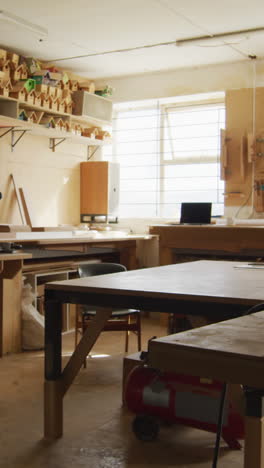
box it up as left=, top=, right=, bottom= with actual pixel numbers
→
left=180, top=202, right=212, bottom=224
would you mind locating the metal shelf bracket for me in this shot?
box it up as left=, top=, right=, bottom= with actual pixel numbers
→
left=0, top=126, right=30, bottom=152
left=0, top=127, right=13, bottom=139
left=49, top=137, right=67, bottom=152
left=11, top=129, right=30, bottom=152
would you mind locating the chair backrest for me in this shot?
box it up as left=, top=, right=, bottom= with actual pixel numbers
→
left=78, top=262, right=127, bottom=278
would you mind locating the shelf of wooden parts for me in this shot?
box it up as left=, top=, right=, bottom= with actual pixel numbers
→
left=0, top=115, right=111, bottom=147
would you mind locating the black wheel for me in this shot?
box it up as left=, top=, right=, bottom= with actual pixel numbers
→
left=132, top=414, right=160, bottom=441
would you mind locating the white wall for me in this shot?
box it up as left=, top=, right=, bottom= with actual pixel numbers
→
left=96, top=59, right=264, bottom=102
left=0, top=132, right=88, bottom=227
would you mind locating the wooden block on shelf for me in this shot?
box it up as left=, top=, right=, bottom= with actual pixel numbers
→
left=35, top=83, right=48, bottom=94
left=34, top=92, right=42, bottom=107
left=65, top=102, right=72, bottom=114
left=40, top=115, right=56, bottom=128
left=59, top=79, right=70, bottom=90
left=10, top=82, right=27, bottom=101
left=81, top=127, right=98, bottom=138
left=18, top=109, right=28, bottom=121
left=27, top=111, right=39, bottom=123
left=0, top=49, right=7, bottom=62
left=42, top=95, right=51, bottom=110
left=48, top=86, right=57, bottom=97
left=79, top=81, right=95, bottom=94
left=62, top=89, right=72, bottom=104
left=26, top=89, right=36, bottom=105
left=53, top=97, right=61, bottom=112
left=7, top=52, right=19, bottom=67
left=58, top=99, right=66, bottom=113
left=68, top=80, right=79, bottom=92
left=34, top=111, right=44, bottom=124
left=96, top=130, right=111, bottom=140
left=53, top=117, right=65, bottom=131
left=12, top=64, right=27, bottom=81
left=1, top=60, right=11, bottom=78
left=47, top=95, right=57, bottom=111
left=40, top=93, right=49, bottom=108
left=0, top=79, right=12, bottom=97
left=55, top=87, right=63, bottom=99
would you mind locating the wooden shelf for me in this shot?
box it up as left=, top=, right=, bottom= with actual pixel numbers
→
left=0, top=95, right=111, bottom=150
left=0, top=115, right=111, bottom=148
left=0, top=95, right=110, bottom=126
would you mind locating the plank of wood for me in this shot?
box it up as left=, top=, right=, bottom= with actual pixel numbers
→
left=18, top=188, right=32, bottom=228
left=10, top=174, right=26, bottom=225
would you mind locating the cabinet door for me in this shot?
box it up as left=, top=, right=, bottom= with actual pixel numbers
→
left=80, top=161, right=119, bottom=216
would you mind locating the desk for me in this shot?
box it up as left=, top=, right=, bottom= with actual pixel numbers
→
left=0, top=234, right=156, bottom=271
left=148, top=312, right=264, bottom=468
left=44, top=260, right=264, bottom=441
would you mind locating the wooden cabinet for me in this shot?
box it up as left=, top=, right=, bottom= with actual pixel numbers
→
left=80, top=161, right=119, bottom=221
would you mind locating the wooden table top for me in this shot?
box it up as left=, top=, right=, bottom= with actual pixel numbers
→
left=46, top=260, right=264, bottom=306
left=0, top=252, right=32, bottom=261
left=0, top=234, right=153, bottom=244
left=148, top=311, right=264, bottom=388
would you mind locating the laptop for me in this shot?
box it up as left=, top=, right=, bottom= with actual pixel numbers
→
left=180, top=202, right=212, bottom=225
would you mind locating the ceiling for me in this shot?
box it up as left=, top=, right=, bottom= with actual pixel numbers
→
left=0, top=0, right=264, bottom=79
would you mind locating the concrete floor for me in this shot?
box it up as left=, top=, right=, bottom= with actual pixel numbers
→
left=0, top=318, right=243, bottom=468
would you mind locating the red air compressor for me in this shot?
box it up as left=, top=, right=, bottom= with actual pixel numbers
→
left=125, top=366, right=244, bottom=449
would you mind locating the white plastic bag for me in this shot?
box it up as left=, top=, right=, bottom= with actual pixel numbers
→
left=21, top=280, right=44, bottom=350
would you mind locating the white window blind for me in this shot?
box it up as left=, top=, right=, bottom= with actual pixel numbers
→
left=102, top=93, right=225, bottom=219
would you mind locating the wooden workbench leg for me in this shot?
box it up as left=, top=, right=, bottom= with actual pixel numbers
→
left=44, top=381, right=63, bottom=440
left=244, top=390, right=264, bottom=468
left=0, top=260, right=23, bottom=356
left=44, top=298, right=63, bottom=439
left=244, top=416, right=264, bottom=467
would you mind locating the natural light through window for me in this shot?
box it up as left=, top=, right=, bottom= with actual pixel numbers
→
left=102, top=92, right=225, bottom=219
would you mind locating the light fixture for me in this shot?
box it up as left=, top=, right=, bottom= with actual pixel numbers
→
left=0, top=10, right=48, bottom=38
left=176, top=27, right=264, bottom=47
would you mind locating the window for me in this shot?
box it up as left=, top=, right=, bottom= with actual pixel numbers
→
left=102, top=93, right=225, bottom=219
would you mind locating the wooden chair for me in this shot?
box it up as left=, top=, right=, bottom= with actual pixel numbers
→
left=74, top=263, right=141, bottom=364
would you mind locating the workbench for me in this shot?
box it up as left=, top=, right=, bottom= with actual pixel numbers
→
left=44, top=260, right=264, bottom=442
left=0, top=233, right=156, bottom=355
left=149, top=224, right=264, bottom=265
left=148, top=311, right=264, bottom=468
